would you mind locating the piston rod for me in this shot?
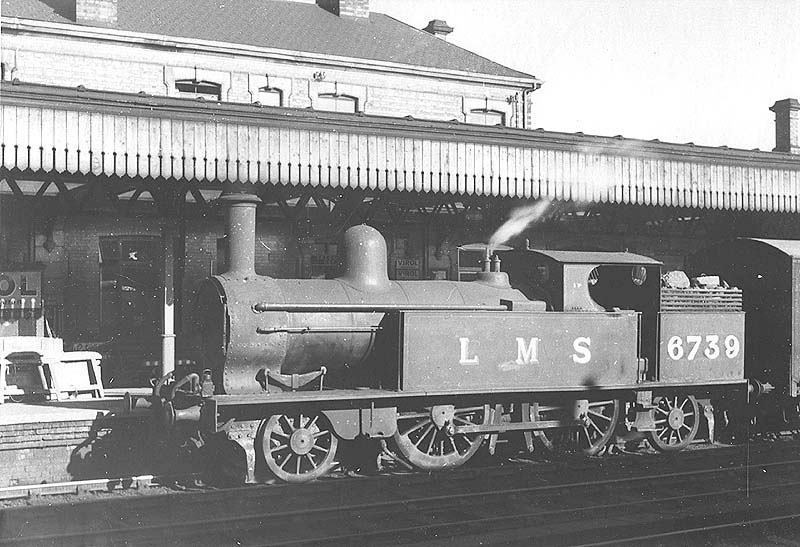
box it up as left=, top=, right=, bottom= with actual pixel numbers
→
left=253, top=303, right=509, bottom=313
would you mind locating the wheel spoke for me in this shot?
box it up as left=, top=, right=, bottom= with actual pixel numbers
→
left=588, top=409, right=612, bottom=422
left=280, top=415, right=295, bottom=432
left=307, top=415, right=319, bottom=430
left=306, top=453, right=317, bottom=468
left=587, top=419, right=603, bottom=436
left=423, top=428, right=437, bottom=455
left=447, top=436, right=458, bottom=455
left=412, top=424, right=434, bottom=445
left=401, top=419, right=431, bottom=437
left=270, top=443, right=288, bottom=453
left=312, top=429, right=330, bottom=439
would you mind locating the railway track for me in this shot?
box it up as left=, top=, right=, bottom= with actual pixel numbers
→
left=3, top=440, right=800, bottom=546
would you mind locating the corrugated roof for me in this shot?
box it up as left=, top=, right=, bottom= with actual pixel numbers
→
left=525, top=249, right=662, bottom=266
left=1, top=0, right=535, bottom=80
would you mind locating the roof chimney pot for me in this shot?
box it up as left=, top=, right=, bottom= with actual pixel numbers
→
left=317, top=0, right=370, bottom=19
left=770, top=98, right=800, bottom=154
left=75, top=0, right=118, bottom=27
left=423, top=19, right=454, bottom=40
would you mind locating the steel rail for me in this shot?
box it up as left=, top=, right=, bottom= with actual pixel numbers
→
left=6, top=456, right=800, bottom=545
left=573, top=513, right=800, bottom=547
left=266, top=481, right=800, bottom=546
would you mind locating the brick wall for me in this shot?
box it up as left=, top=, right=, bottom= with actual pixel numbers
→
left=0, top=416, right=192, bottom=488
left=0, top=33, right=520, bottom=126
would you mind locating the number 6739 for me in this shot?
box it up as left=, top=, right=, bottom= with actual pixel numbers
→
left=667, top=334, right=740, bottom=361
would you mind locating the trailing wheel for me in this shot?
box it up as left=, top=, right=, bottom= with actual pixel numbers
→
left=260, top=412, right=338, bottom=482
left=647, top=395, right=700, bottom=452
left=539, top=399, right=621, bottom=456
left=393, top=405, right=488, bottom=470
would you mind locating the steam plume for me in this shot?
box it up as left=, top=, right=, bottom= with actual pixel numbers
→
left=488, top=200, right=551, bottom=252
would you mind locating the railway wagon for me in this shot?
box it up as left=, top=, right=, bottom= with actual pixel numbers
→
left=692, top=239, right=800, bottom=430
left=152, top=191, right=747, bottom=483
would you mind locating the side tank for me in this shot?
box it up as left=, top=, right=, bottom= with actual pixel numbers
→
left=196, top=192, right=530, bottom=395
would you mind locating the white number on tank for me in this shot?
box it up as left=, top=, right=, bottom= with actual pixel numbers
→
left=667, top=334, right=740, bottom=361
left=724, top=335, right=741, bottom=358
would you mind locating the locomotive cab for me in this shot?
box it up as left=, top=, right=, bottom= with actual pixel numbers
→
left=500, top=248, right=661, bottom=313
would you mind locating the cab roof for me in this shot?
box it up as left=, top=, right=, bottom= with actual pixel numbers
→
left=523, top=249, right=662, bottom=266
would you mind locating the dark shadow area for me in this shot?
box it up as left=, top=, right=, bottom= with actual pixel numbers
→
left=40, top=0, right=75, bottom=20
left=67, top=416, right=199, bottom=481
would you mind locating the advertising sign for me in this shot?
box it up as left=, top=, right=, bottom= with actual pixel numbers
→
left=0, top=270, right=42, bottom=309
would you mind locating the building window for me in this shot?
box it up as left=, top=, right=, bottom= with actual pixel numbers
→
left=175, top=79, right=222, bottom=100
left=316, top=93, right=358, bottom=113
left=466, top=109, right=506, bottom=126
left=257, top=86, right=283, bottom=107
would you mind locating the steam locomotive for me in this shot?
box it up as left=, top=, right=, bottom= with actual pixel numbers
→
left=151, top=191, right=756, bottom=484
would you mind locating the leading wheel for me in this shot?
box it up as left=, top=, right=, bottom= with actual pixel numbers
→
left=260, top=412, right=338, bottom=482
left=648, top=395, right=700, bottom=452
left=538, top=399, right=620, bottom=456
left=393, top=405, right=488, bottom=470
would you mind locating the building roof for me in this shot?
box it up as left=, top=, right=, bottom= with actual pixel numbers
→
left=1, top=0, right=536, bottom=81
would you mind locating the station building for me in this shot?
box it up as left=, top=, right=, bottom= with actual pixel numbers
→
left=1, top=0, right=799, bottom=385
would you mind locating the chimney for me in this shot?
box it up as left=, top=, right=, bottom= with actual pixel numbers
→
left=770, top=98, right=800, bottom=154
left=317, top=0, right=369, bottom=19
left=218, top=190, right=262, bottom=277
left=76, top=0, right=118, bottom=27
left=423, top=19, right=454, bottom=40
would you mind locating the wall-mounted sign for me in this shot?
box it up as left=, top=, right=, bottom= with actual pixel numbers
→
left=395, top=258, right=421, bottom=280
left=0, top=270, right=42, bottom=309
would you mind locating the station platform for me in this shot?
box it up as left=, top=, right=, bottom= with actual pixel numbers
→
left=0, top=388, right=150, bottom=425
left=0, top=389, right=195, bottom=490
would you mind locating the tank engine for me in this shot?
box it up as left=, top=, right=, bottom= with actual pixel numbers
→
left=152, top=190, right=748, bottom=484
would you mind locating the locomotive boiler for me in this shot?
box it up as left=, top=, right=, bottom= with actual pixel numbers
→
left=153, top=190, right=748, bottom=484
left=195, top=192, right=531, bottom=395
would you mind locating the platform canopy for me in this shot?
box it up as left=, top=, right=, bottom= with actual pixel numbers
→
left=2, top=83, right=799, bottom=212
